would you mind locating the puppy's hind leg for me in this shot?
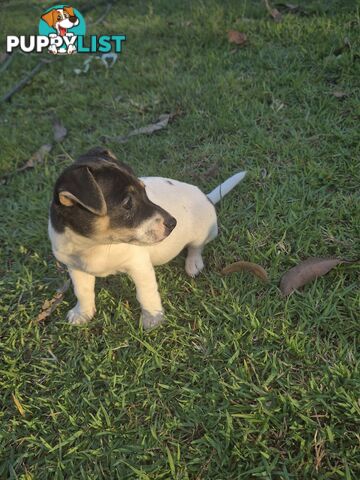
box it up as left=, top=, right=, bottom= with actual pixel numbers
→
left=185, top=245, right=205, bottom=278
left=185, top=223, right=218, bottom=278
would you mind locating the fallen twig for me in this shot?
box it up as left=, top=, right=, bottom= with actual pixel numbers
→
left=102, top=113, right=174, bottom=144
left=0, top=52, right=16, bottom=74
left=1, top=61, right=44, bottom=104
left=88, top=3, right=112, bottom=26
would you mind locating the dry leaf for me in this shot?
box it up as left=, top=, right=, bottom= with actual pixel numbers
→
left=36, top=279, right=71, bottom=322
left=221, top=261, right=269, bottom=282
left=53, top=118, right=67, bottom=142
left=227, top=30, right=248, bottom=46
left=12, top=393, right=26, bottom=417
left=270, top=8, right=282, bottom=21
left=280, top=257, right=357, bottom=296
left=275, top=3, right=301, bottom=13
left=264, top=0, right=282, bottom=22
left=18, top=144, right=52, bottom=172
left=103, top=114, right=173, bottom=144
left=332, top=91, right=348, bottom=99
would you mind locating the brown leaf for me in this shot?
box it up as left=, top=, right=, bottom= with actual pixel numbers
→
left=36, top=279, right=71, bottom=322
left=18, top=144, right=52, bottom=172
left=280, top=257, right=357, bottom=296
left=221, top=261, right=269, bottom=282
left=227, top=30, right=248, bottom=46
left=53, top=118, right=67, bottom=142
left=103, top=114, right=173, bottom=144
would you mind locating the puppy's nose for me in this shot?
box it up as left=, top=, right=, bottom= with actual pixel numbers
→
left=164, top=216, right=177, bottom=232
left=70, top=15, right=77, bottom=23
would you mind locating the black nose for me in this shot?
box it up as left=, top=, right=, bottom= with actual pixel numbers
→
left=70, top=15, right=77, bottom=23
left=164, top=216, right=177, bottom=232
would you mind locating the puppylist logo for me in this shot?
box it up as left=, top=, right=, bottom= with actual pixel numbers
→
left=6, top=4, right=126, bottom=55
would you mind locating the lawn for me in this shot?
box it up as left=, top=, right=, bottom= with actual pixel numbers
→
left=0, top=0, right=359, bottom=478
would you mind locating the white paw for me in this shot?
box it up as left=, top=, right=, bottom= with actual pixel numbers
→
left=67, top=45, right=76, bottom=54
left=185, top=255, right=204, bottom=278
left=67, top=304, right=95, bottom=325
left=141, top=310, right=165, bottom=330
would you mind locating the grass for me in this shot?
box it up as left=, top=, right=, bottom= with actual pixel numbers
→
left=0, top=0, right=359, bottom=478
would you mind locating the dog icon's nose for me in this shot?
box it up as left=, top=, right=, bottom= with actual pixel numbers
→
left=70, top=15, right=77, bottom=23
left=164, top=216, right=177, bottom=232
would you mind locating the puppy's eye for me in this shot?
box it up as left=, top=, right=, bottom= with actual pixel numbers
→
left=64, top=13, right=69, bottom=18
left=121, top=195, right=132, bottom=210
left=57, top=15, right=62, bottom=20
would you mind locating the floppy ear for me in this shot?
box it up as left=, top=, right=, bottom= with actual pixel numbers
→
left=41, top=9, right=57, bottom=27
left=64, top=6, right=76, bottom=17
left=58, top=166, right=107, bottom=216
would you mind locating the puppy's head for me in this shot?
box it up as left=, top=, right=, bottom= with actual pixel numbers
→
left=41, top=7, right=78, bottom=29
left=50, top=147, right=177, bottom=245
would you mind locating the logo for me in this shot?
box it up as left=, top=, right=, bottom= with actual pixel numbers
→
left=6, top=4, right=126, bottom=55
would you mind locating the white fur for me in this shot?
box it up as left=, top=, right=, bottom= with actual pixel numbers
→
left=49, top=173, right=246, bottom=328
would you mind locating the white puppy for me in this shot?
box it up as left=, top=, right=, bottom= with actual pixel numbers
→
left=49, top=147, right=246, bottom=329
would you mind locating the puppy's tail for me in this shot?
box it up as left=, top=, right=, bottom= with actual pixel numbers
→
left=207, top=171, right=247, bottom=205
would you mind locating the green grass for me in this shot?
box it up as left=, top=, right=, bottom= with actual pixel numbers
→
left=0, top=0, right=359, bottom=478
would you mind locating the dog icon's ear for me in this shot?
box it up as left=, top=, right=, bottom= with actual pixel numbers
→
left=41, top=9, right=57, bottom=27
left=63, top=6, right=76, bottom=17
left=58, top=166, right=107, bottom=216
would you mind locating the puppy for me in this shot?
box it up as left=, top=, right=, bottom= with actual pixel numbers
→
left=48, top=147, right=246, bottom=329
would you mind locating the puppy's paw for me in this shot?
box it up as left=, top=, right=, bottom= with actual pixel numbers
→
left=185, top=255, right=204, bottom=278
left=67, top=45, right=76, bottom=54
left=67, top=304, right=95, bottom=325
left=141, top=310, right=165, bottom=331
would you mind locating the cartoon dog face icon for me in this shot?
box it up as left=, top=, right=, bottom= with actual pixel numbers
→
left=41, top=6, right=79, bottom=37
left=41, top=6, right=80, bottom=54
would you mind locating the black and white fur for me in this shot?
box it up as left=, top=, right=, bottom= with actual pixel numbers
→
left=48, top=147, right=246, bottom=329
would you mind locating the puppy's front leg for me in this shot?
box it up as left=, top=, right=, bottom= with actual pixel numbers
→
left=127, top=259, right=164, bottom=330
left=67, top=268, right=96, bottom=325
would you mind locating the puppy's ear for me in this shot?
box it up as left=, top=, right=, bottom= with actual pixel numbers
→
left=58, top=166, right=107, bottom=216
left=76, top=146, right=135, bottom=176
left=41, top=9, right=56, bottom=27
